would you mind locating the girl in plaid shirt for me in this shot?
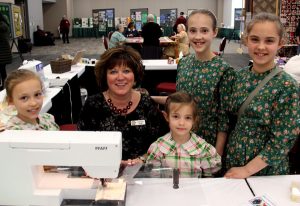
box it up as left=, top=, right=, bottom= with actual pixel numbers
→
left=146, top=92, right=221, bottom=177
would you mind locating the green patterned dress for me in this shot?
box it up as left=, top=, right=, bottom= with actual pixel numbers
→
left=177, top=54, right=234, bottom=146
left=223, top=66, right=300, bottom=175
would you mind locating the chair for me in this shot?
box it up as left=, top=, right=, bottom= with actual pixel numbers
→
left=59, top=124, right=77, bottom=131
left=156, top=82, right=176, bottom=95
left=213, top=37, right=227, bottom=56
left=103, top=36, right=109, bottom=50
left=108, top=31, right=114, bottom=40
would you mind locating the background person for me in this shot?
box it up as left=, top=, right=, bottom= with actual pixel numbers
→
left=223, top=13, right=300, bottom=178
left=163, top=23, right=189, bottom=58
left=60, top=15, right=70, bottom=44
left=296, top=19, right=300, bottom=55
left=173, top=12, right=187, bottom=34
left=109, top=24, right=126, bottom=49
left=141, top=14, right=163, bottom=59
left=0, top=12, right=12, bottom=90
left=146, top=92, right=221, bottom=177
left=77, top=46, right=169, bottom=164
left=34, top=25, right=55, bottom=46
left=124, top=22, right=139, bottom=37
left=141, top=14, right=162, bottom=47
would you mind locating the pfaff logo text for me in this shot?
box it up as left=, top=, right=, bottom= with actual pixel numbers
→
left=95, top=146, right=107, bottom=150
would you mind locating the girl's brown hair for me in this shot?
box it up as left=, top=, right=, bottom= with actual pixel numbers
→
left=188, top=9, right=217, bottom=31
left=165, top=91, right=200, bottom=131
left=95, top=45, right=144, bottom=92
left=244, top=12, right=285, bottom=41
left=5, top=69, right=43, bottom=101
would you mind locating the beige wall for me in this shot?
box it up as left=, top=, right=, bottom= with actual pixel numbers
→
left=0, top=0, right=14, bottom=3
left=72, top=0, right=218, bottom=18
left=43, top=0, right=68, bottom=37
left=43, top=0, right=223, bottom=37
left=216, top=0, right=224, bottom=27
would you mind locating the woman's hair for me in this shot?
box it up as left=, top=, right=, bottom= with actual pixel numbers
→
left=177, top=23, right=186, bottom=32
left=5, top=69, right=43, bottom=101
left=127, top=22, right=134, bottom=29
left=165, top=91, right=200, bottom=131
left=147, top=14, right=154, bottom=22
left=244, top=12, right=285, bottom=40
left=95, top=45, right=144, bottom=92
left=115, top=24, right=123, bottom=31
left=188, top=9, right=217, bottom=30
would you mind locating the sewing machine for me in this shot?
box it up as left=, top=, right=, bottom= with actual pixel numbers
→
left=0, top=130, right=122, bottom=206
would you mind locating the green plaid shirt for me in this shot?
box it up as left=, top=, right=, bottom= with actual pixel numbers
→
left=146, top=132, right=221, bottom=177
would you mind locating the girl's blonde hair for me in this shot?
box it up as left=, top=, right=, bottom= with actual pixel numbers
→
left=5, top=69, right=43, bottom=101
left=244, top=12, right=285, bottom=41
left=165, top=91, right=200, bottom=131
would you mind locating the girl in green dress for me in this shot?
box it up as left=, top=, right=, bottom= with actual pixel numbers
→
left=224, top=13, right=300, bottom=178
left=176, top=9, right=234, bottom=157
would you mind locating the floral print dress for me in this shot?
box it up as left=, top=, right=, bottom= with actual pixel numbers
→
left=223, top=66, right=300, bottom=175
left=177, top=54, right=234, bottom=146
left=6, top=113, right=59, bottom=130
left=77, top=93, right=169, bottom=160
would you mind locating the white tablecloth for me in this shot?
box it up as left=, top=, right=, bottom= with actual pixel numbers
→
left=143, top=59, right=177, bottom=70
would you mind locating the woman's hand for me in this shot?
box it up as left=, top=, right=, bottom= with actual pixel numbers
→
left=224, top=156, right=268, bottom=179
left=0, top=121, right=5, bottom=132
left=224, top=166, right=251, bottom=179
left=121, top=158, right=143, bottom=166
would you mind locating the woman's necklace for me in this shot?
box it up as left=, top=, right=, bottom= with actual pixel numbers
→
left=106, top=92, right=133, bottom=115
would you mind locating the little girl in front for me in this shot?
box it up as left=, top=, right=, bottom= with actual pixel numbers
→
left=146, top=91, right=221, bottom=177
left=4, top=69, right=59, bottom=130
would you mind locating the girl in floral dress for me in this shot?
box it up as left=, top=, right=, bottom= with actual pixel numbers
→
left=5, top=69, right=59, bottom=130
left=224, top=13, right=300, bottom=178
left=176, top=9, right=234, bottom=157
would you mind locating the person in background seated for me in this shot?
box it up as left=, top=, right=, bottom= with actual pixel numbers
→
left=124, top=22, right=139, bottom=37
left=146, top=92, right=221, bottom=177
left=0, top=12, right=12, bottom=90
left=163, top=23, right=189, bottom=58
left=4, top=70, right=59, bottom=130
left=173, top=12, right=187, bottom=34
left=77, top=46, right=169, bottom=165
left=223, top=13, right=300, bottom=178
left=109, top=24, right=126, bottom=49
left=60, top=15, right=70, bottom=44
left=295, top=19, right=300, bottom=55
left=35, top=25, right=55, bottom=46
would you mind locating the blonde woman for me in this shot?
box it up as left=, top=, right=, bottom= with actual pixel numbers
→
left=164, top=23, right=189, bottom=57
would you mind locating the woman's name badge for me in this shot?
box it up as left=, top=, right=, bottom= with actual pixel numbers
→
left=131, top=120, right=146, bottom=126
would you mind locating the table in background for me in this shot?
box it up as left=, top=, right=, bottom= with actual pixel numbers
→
left=217, top=27, right=240, bottom=41
left=44, top=64, right=86, bottom=125
left=247, top=175, right=300, bottom=206
left=72, top=27, right=98, bottom=38
left=278, top=44, right=298, bottom=58
left=125, top=36, right=175, bottom=46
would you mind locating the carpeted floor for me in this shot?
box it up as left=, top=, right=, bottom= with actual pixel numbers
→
left=7, top=37, right=250, bottom=74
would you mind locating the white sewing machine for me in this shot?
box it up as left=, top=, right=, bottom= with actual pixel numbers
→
left=0, top=130, right=122, bottom=206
